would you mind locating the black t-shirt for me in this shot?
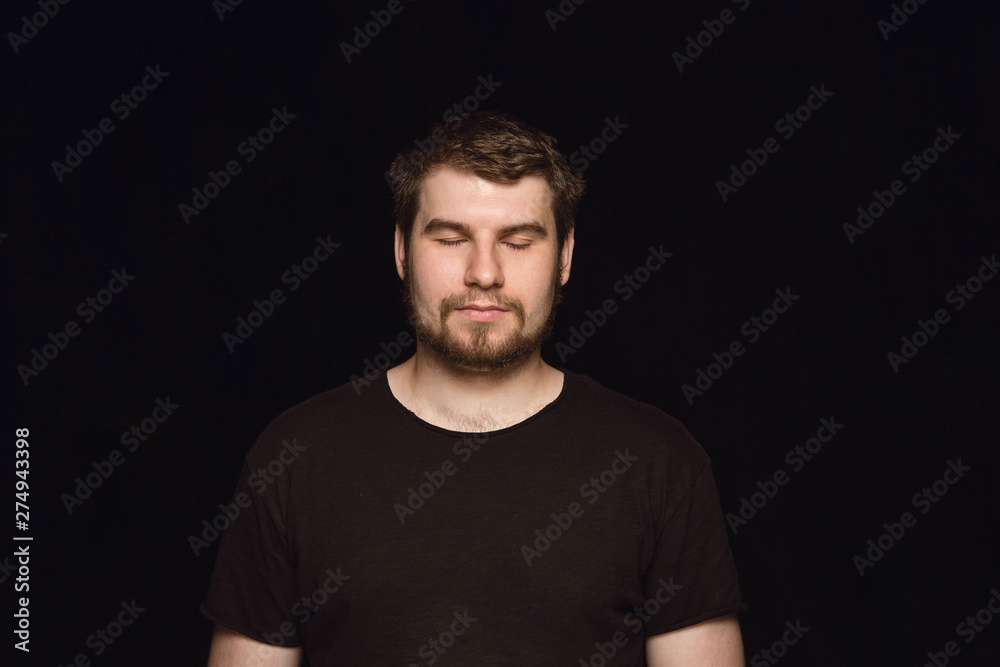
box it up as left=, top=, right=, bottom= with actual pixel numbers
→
left=201, top=370, right=746, bottom=666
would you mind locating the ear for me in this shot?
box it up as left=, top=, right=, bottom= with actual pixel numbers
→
left=559, top=227, right=575, bottom=286
left=394, top=225, right=406, bottom=280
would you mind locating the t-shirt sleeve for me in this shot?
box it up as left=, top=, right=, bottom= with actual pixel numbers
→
left=199, top=452, right=302, bottom=647
left=640, top=434, right=747, bottom=636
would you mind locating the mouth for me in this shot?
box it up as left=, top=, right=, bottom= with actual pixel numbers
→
left=454, top=304, right=509, bottom=322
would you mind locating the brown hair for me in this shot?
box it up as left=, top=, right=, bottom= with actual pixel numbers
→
left=389, top=111, right=585, bottom=256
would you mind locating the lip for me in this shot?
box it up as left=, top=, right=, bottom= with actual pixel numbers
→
left=455, top=305, right=509, bottom=322
left=458, top=304, right=508, bottom=311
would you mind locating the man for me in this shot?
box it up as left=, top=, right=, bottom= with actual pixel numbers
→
left=202, top=111, right=747, bottom=665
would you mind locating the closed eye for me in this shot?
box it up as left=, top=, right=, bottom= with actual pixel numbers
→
left=437, top=239, right=531, bottom=250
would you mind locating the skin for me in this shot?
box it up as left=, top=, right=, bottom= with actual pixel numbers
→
left=645, top=614, right=745, bottom=666
left=206, top=624, right=301, bottom=666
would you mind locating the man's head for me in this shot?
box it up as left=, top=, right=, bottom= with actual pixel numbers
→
left=390, top=111, right=585, bottom=261
left=389, top=111, right=586, bottom=373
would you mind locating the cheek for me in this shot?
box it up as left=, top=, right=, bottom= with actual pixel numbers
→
left=411, top=254, right=461, bottom=298
left=524, top=264, right=560, bottom=308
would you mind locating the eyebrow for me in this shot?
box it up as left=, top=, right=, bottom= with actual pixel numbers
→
left=420, top=218, right=550, bottom=238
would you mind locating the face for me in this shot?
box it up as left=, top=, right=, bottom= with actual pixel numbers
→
left=395, top=166, right=574, bottom=373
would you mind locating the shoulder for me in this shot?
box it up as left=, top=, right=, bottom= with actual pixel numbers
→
left=562, top=370, right=711, bottom=473
left=242, top=379, right=379, bottom=468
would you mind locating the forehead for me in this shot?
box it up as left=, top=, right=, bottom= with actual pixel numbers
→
left=415, top=166, right=555, bottom=231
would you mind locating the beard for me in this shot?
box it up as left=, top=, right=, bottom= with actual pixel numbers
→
left=401, top=255, right=563, bottom=373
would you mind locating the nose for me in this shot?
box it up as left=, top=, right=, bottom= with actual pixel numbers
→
left=464, top=239, right=504, bottom=289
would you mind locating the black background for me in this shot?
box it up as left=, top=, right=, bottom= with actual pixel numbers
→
left=3, top=0, right=999, bottom=665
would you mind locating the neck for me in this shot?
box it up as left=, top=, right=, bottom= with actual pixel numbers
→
left=386, top=343, right=564, bottom=432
